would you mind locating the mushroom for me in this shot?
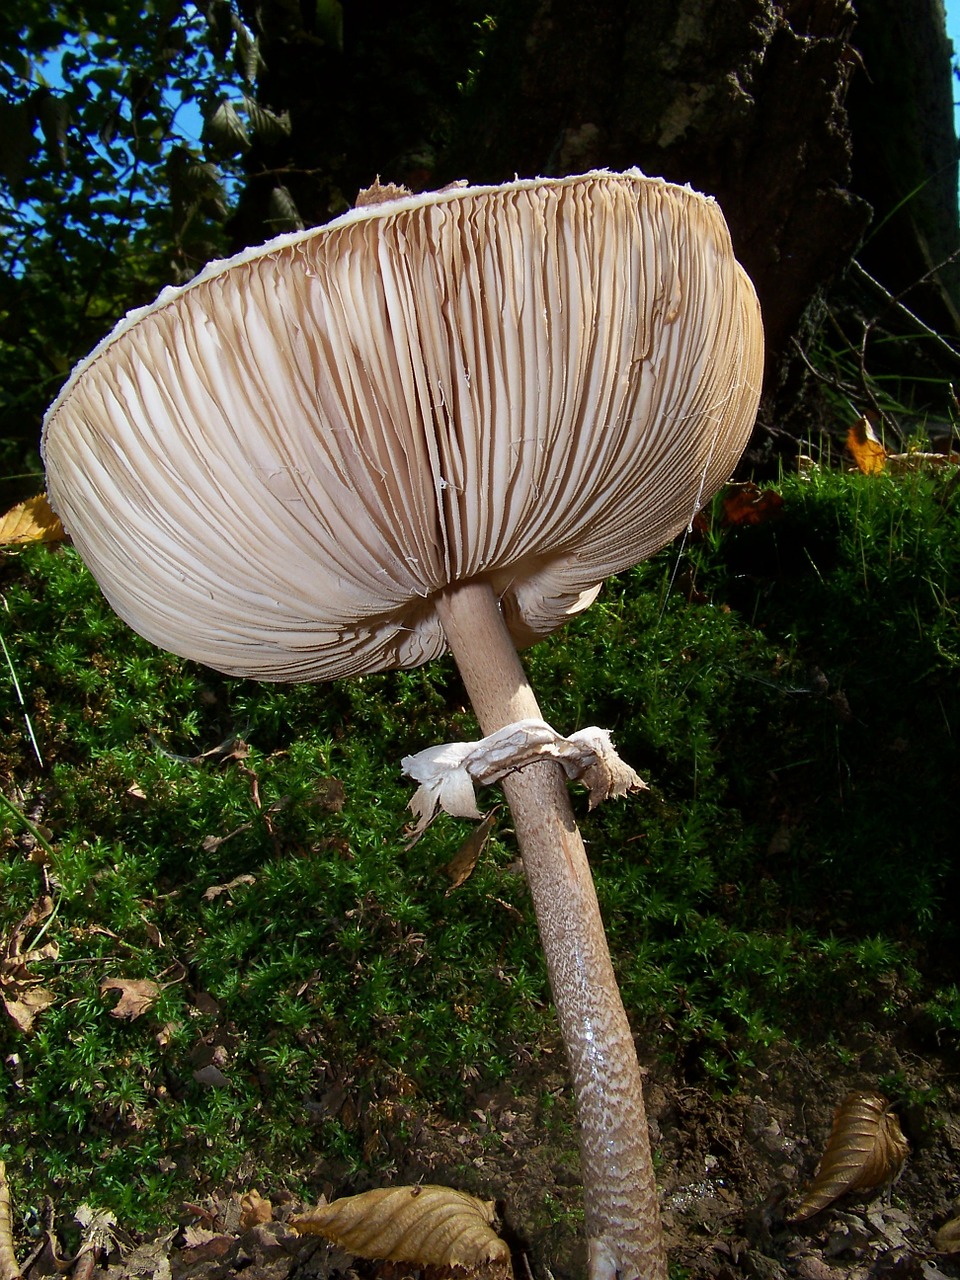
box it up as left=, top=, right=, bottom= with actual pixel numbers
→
left=42, top=170, right=763, bottom=1280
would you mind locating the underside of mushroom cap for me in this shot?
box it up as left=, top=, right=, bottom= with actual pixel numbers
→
left=42, top=169, right=763, bottom=681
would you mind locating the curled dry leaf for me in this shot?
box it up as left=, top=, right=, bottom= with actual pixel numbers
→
left=1, top=986, right=56, bottom=1034
left=0, top=1160, right=21, bottom=1280
left=291, top=1185, right=513, bottom=1272
left=935, top=1216, right=960, bottom=1254
left=202, top=874, right=256, bottom=901
left=792, top=1091, right=909, bottom=1222
left=444, top=809, right=499, bottom=894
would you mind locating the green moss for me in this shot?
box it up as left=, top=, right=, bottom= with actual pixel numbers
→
left=1, top=464, right=957, bottom=1225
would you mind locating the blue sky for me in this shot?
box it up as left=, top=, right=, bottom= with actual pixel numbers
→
left=947, top=1, right=960, bottom=146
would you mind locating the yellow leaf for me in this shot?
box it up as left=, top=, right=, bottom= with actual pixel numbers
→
left=291, top=1185, right=513, bottom=1272
left=0, top=495, right=65, bottom=545
left=792, top=1091, right=908, bottom=1221
left=846, top=417, right=887, bottom=475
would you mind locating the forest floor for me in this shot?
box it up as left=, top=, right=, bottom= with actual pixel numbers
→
left=8, top=1025, right=960, bottom=1280
left=3, top=464, right=959, bottom=1280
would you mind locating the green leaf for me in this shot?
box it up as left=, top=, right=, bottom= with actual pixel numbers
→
left=0, top=98, right=37, bottom=187
left=314, top=0, right=344, bottom=52
left=243, top=95, right=292, bottom=144
left=203, top=99, right=249, bottom=157
left=266, top=184, right=304, bottom=231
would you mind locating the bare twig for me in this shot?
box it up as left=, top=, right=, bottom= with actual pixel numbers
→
left=851, top=257, right=960, bottom=368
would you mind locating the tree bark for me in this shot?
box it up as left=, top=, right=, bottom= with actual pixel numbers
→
left=227, top=0, right=960, bottom=414
left=446, top=0, right=870, bottom=372
left=229, top=1, right=869, bottom=372
left=847, top=0, right=960, bottom=338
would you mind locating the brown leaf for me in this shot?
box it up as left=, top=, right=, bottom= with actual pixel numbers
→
left=291, top=1185, right=513, bottom=1271
left=179, top=1232, right=235, bottom=1264
left=312, top=777, right=346, bottom=812
left=120, top=1230, right=177, bottom=1280
left=2, top=986, right=56, bottom=1033
left=0, top=495, right=65, bottom=546
left=238, top=1191, right=273, bottom=1231
left=846, top=416, right=887, bottom=475
left=142, top=921, right=164, bottom=948
left=202, top=874, right=256, bottom=901
left=935, top=1216, right=960, bottom=1254
left=721, top=482, right=785, bottom=526
left=100, top=977, right=161, bottom=1020
left=792, top=1091, right=909, bottom=1221
left=2, top=896, right=54, bottom=958
left=444, top=809, right=499, bottom=894
left=0, top=1160, right=22, bottom=1280
left=1, top=897, right=59, bottom=1031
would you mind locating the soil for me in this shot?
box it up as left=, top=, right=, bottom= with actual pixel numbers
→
left=12, top=1031, right=959, bottom=1280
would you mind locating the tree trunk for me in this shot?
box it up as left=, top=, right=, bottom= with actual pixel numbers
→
left=847, top=0, right=960, bottom=338
left=446, top=0, right=870, bottom=371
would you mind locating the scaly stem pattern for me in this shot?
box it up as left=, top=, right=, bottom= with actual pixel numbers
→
left=435, top=580, right=667, bottom=1280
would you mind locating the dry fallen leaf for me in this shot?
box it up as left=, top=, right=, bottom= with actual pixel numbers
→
left=238, top=1190, right=273, bottom=1230
left=291, top=1185, right=513, bottom=1272
left=0, top=495, right=65, bottom=546
left=1, top=896, right=59, bottom=1032
left=75, top=1203, right=118, bottom=1255
left=444, top=809, right=499, bottom=894
left=846, top=416, right=887, bottom=475
left=721, top=482, right=785, bottom=526
left=121, top=1230, right=177, bottom=1280
left=0, top=1160, right=21, bottom=1280
left=792, top=1091, right=909, bottom=1221
left=2, top=987, right=56, bottom=1034
left=202, top=874, right=256, bottom=901
left=100, top=977, right=161, bottom=1020
left=179, top=1231, right=234, bottom=1264
left=935, top=1215, right=960, bottom=1254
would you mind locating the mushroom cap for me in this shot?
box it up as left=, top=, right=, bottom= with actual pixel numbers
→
left=42, top=170, right=763, bottom=681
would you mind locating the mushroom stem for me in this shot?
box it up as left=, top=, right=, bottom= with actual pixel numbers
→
left=435, top=579, right=667, bottom=1280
